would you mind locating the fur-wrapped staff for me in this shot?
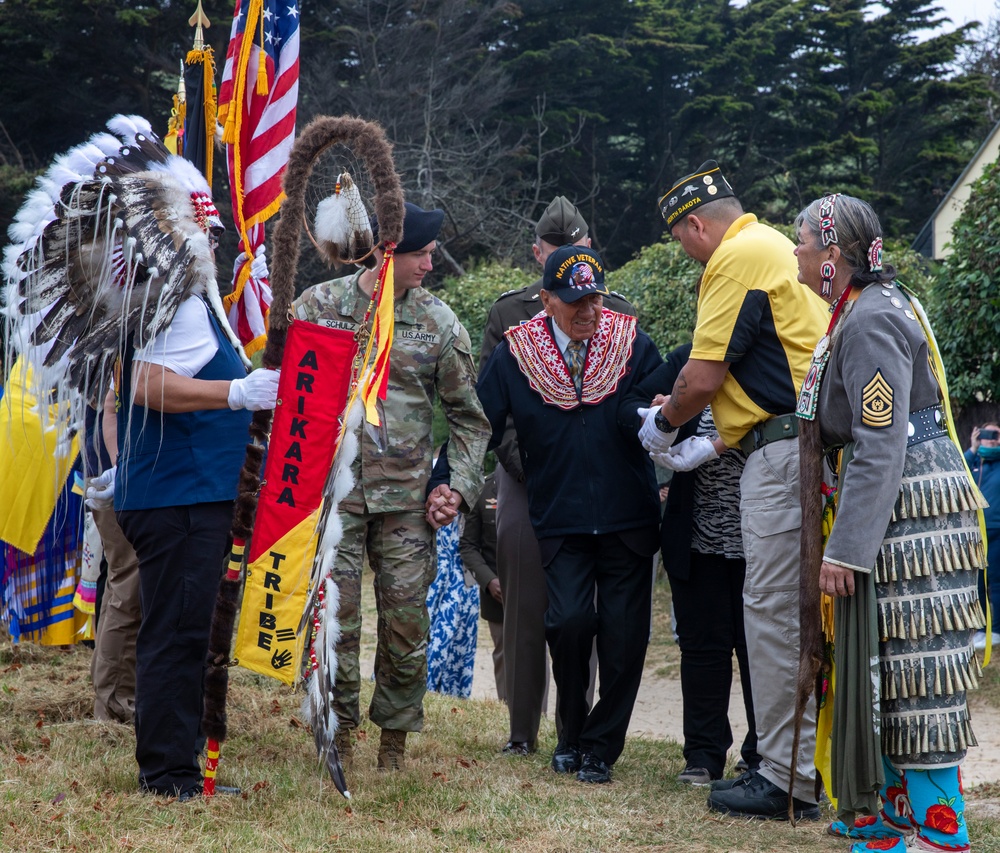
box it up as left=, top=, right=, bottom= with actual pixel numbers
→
left=201, top=115, right=404, bottom=798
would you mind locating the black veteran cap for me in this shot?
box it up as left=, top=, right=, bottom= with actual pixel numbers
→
left=535, top=196, right=589, bottom=245
left=658, top=160, right=735, bottom=230
left=372, top=201, right=445, bottom=253
left=542, top=245, right=609, bottom=303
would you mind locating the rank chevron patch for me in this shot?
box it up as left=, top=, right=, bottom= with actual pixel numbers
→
left=861, top=369, right=894, bottom=428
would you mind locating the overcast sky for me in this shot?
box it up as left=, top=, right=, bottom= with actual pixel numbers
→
left=934, top=0, right=994, bottom=29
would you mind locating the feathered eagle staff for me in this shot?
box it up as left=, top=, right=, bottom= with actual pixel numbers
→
left=200, top=115, right=404, bottom=798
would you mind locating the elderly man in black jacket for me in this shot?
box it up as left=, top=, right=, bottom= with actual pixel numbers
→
left=477, top=245, right=662, bottom=784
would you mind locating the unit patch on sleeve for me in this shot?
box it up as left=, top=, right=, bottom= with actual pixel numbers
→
left=861, top=369, right=894, bottom=429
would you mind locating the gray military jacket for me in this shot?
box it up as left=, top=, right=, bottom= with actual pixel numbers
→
left=818, top=282, right=942, bottom=572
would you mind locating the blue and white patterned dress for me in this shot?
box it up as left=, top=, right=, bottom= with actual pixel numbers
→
left=426, top=518, right=480, bottom=698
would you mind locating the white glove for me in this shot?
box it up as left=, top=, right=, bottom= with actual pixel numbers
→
left=233, top=246, right=269, bottom=281
left=228, top=368, right=279, bottom=411
left=85, top=466, right=116, bottom=510
left=638, top=406, right=677, bottom=454
left=656, top=435, right=720, bottom=472
left=249, top=245, right=269, bottom=281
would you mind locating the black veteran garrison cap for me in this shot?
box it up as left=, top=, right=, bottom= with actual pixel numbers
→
left=371, top=201, right=445, bottom=253
left=542, top=245, right=609, bottom=303
left=535, top=195, right=589, bottom=245
left=658, top=160, right=735, bottom=230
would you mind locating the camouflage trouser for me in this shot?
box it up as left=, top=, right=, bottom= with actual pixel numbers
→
left=334, top=509, right=436, bottom=732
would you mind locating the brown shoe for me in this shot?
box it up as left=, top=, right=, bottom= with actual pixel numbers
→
left=377, top=728, right=407, bottom=771
left=334, top=728, right=353, bottom=768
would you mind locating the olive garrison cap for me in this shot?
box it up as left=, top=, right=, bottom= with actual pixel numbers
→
left=535, top=196, right=589, bottom=245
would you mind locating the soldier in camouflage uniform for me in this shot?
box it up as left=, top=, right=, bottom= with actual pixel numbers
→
left=293, top=203, right=490, bottom=770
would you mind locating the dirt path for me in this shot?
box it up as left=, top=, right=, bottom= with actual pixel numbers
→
left=467, top=632, right=1000, bottom=788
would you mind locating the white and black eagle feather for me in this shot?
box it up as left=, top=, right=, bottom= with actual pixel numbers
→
left=3, top=114, right=243, bottom=413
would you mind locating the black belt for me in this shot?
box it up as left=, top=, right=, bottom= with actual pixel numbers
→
left=738, top=413, right=799, bottom=455
left=908, top=405, right=947, bottom=447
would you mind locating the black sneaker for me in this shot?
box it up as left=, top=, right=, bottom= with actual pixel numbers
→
left=710, top=768, right=755, bottom=791
left=707, top=771, right=819, bottom=821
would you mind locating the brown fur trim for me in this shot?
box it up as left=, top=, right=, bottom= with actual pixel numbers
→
left=789, top=417, right=826, bottom=819
left=201, top=574, right=241, bottom=741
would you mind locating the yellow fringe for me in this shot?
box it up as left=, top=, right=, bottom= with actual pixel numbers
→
left=256, top=2, right=269, bottom=94
left=185, top=47, right=218, bottom=189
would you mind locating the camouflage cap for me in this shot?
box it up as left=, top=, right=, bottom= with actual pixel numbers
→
left=535, top=196, right=589, bottom=245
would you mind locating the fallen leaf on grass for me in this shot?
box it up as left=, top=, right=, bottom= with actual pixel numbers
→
left=521, top=782, right=533, bottom=789
left=356, top=730, right=369, bottom=742
left=14, top=754, right=28, bottom=765
left=2, top=662, right=21, bottom=673
left=454, top=802, right=468, bottom=813
left=456, top=758, right=471, bottom=768
left=288, top=716, right=304, bottom=728
left=432, top=772, right=449, bottom=783
left=251, top=780, right=269, bottom=792
left=270, top=699, right=281, bottom=716
left=39, top=736, right=51, bottom=749
left=48, top=811, right=64, bottom=821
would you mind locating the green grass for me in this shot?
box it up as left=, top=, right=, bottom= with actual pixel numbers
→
left=2, top=576, right=1000, bottom=851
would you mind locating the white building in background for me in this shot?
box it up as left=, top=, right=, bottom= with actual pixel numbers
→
left=913, top=120, right=1000, bottom=260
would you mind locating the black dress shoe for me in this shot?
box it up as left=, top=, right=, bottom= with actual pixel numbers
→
left=177, top=785, right=204, bottom=802
left=502, top=740, right=534, bottom=755
left=707, top=770, right=819, bottom=820
left=577, top=754, right=611, bottom=784
left=551, top=742, right=582, bottom=773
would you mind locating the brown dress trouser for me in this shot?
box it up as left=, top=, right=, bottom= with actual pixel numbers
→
left=91, top=508, right=141, bottom=724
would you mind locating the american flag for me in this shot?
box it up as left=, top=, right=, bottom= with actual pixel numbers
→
left=218, top=0, right=299, bottom=354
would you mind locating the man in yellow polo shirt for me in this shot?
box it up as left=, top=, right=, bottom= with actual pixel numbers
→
left=642, top=161, right=827, bottom=820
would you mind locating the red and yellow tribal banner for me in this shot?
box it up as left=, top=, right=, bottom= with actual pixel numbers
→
left=234, top=320, right=357, bottom=684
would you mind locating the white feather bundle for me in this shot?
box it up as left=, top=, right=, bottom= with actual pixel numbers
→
left=313, top=173, right=373, bottom=265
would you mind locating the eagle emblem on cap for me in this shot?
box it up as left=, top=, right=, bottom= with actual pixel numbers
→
left=569, top=262, right=595, bottom=290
